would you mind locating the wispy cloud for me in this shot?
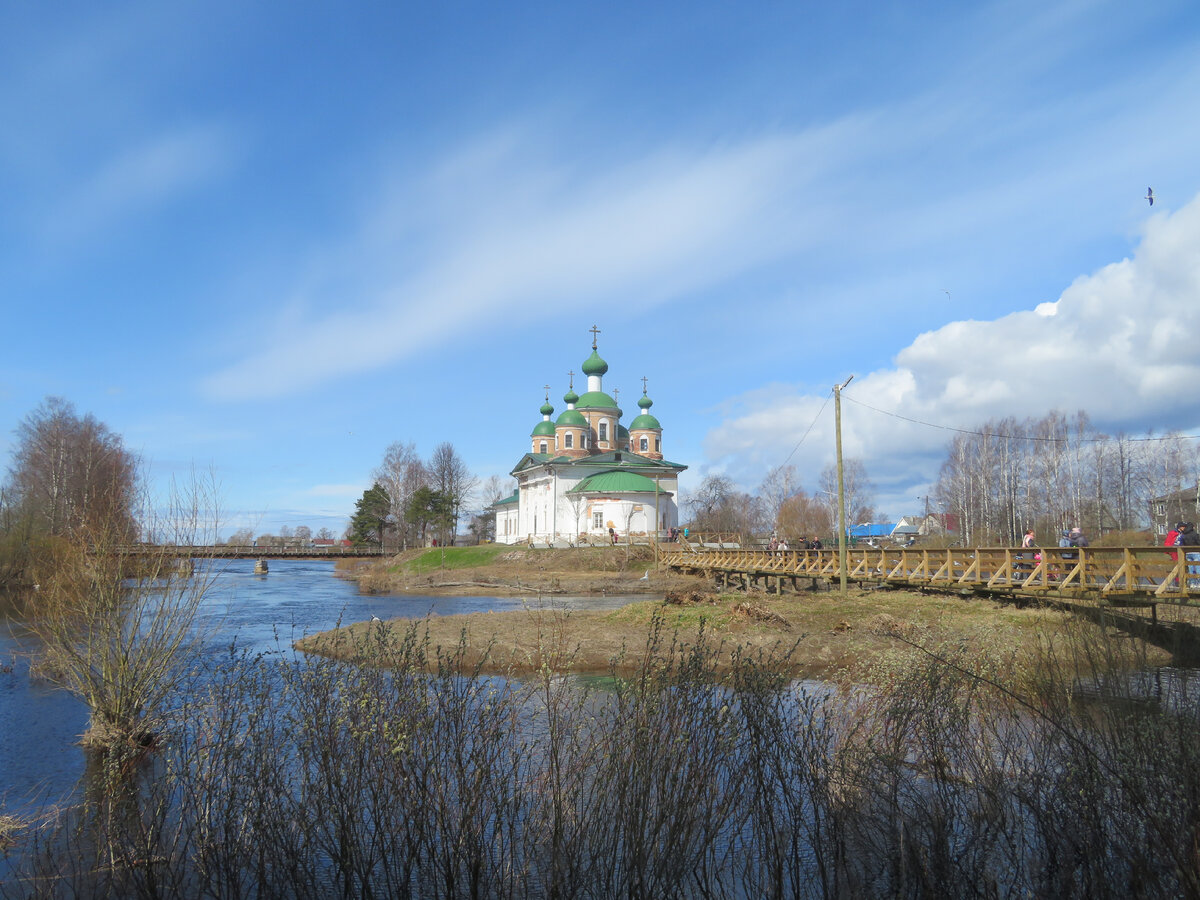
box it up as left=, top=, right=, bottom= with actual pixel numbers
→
left=200, top=126, right=856, bottom=399
left=41, top=124, right=237, bottom=245
left=198, top=9, right=1200, bottom=405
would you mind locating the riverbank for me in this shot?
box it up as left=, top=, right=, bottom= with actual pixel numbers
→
left=341, top=543, right=712, bottom=596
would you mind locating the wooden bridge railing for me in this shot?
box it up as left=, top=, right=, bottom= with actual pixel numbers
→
left=658, top=544, right=1200, bottom=602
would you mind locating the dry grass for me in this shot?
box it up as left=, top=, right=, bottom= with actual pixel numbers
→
left=0, top=813, right=23, bottom=847
left=353, top=544, right=711, bottom=596
left=295, top=584, right=1128, bottom=682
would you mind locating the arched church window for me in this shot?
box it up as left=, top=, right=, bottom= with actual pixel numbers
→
left=655, top=438, right=661, bottom=452
left=565, top=433, right=573, bottom=449
left=539, top=441, right=547, bottom=454
left=640, top=436, right=648, bottom=452
left=599, top=422, right=608, bottom=442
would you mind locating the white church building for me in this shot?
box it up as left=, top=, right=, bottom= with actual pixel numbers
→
left=494, top=330, right=687, bottom=545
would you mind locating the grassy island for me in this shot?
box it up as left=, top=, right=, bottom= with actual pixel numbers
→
left=305, top=545, right=1145, bottom=681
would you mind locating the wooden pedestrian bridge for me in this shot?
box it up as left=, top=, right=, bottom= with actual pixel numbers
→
left=657, top=537, right=1200, bottom=624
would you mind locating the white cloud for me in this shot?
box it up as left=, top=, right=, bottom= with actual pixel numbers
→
left=705, top=191, right=1200, bottom=511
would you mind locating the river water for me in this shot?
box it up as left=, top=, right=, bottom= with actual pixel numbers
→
left=0, top=559, right=644, bottom=822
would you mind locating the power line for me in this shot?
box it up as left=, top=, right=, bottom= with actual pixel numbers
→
left=842, top=394, right=1200, bottom=445
left=777, top=393, right=832, bottom=469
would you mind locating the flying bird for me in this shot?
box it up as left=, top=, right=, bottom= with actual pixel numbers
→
left=639, top=570, right=650, bottom=581
left=1146, top=187, right=1154, bottom=206
left=371, top=614, right=382, bottom=623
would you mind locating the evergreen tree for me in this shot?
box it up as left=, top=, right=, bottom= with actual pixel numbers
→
left=349, top=483, right=391, bottom=547
left=406, top=486, right=453, bottom=546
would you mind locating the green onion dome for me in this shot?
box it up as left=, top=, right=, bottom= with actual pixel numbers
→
left=540, top=401, right=554, bottom=416
left=563, top=388, right=579, bottom=405
left=532, top=420, right=556, bottom=437
left=576, top=390, right=617, bottom=409
left=556, top=409, right=587, bottom=427
left=631, top=391, right=659, bottom=429
left=581, top=349, right=608, bottom=377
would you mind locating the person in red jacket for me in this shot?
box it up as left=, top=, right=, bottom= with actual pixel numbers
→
left=1165, top=521, right=1183, bottom=562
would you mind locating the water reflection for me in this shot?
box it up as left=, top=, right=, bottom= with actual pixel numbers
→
left=0, top=559, right=646, bottom=822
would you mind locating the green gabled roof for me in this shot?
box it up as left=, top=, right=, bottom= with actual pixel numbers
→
left=511, top=452, right=567, bottom=473
left=492, top=491, right=519, bottom=507
left=578, top=450, right=686, bottom=471
left=511, top=450, right=687, bottom=477
left=576, top=390, right=617, bottom=409
left=532, top=420, right=556, bottom=436
left=629, top=413, right=661, bottom=430
left=567, top=470, right=660, bottom=494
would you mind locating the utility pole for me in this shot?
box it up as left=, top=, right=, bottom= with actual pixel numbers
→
left=834, top=375, right=854, bottom=596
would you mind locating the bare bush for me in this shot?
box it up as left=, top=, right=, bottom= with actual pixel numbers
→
left=6, top=613, right=1200, bottom=898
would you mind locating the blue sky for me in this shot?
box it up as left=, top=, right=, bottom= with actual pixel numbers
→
left=3, top=0, right=1200, bottom=537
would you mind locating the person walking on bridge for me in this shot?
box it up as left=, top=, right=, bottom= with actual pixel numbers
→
left=1018, top=528, right=1036, bottom=575
left=1174, top=522, right=1200, bottom=589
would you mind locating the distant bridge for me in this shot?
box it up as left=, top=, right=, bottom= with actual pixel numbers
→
left=116, top=545, right=390, bottom=560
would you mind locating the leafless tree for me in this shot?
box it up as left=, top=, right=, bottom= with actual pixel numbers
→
left=757, top=464, right=797, bottom=533
left=775, top=489, right=832, bottom=544
left=429, top=442, right=478, bottom=546
left=686, top=474, right=762, bottom=537
left=26, top=472, right=221, bottom=755
left=373, top=441, right=428, bottom=550
left=466, top=475, right=510, bottom=544
left=6, top=396, right=138, bottom=541
left=818, top=459, right=877, bottom=529
left=226, top=527, right=255, bottom=546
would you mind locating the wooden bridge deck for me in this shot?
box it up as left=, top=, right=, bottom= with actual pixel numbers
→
left=658, top=544, right=1200, bottom=610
